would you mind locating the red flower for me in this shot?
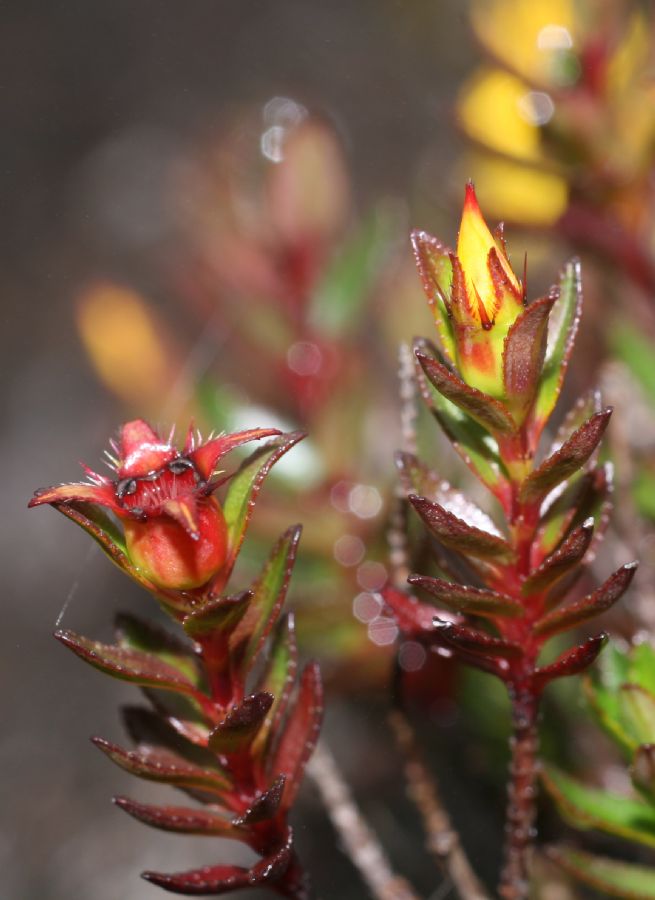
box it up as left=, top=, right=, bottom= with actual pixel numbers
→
left=29, top=419, right=280, bottom=592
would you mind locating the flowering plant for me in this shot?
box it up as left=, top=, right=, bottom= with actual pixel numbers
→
left=30, top=421, right=323, bottom=897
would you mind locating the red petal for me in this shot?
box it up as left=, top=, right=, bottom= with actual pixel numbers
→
left=190, top=428, right=282, bottom=481
left=28, top=481, right=119, bottom=511
left=119, top=419, right=175, bottom=476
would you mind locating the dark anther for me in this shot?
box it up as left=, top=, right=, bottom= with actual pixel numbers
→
left=168, top=457, right=195, bottom=475
left=130, top=506, right=146, bottom=519
left=116, top=478, right=138, bottom=499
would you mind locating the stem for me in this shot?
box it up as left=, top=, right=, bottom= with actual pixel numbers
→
left=389, top=710, right=491, bottom=900
left=499, top=690, right=540, bottom=900
left=308, top=742, right=420, bottom=900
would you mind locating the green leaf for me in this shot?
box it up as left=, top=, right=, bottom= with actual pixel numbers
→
left=310, top=205, right=394, bottom=337
left=531, top=259, right=582, bottom=437
left=411, top=229, right=457, bottom=362
left=630, top=644, right=655, bottom=696
left=620, top=685, right=655, bottom=746
left=115, top=614, right=200, bottom=686
left=414, top=339, right=509, bottom=499
left=230, top=525, right=301, bottom=674
left=610, top=321, right=655, bottom=406
left=543, top=765, right=655, bottom=848
left=252, top=614, right=298, bottom=758
left=221, top=431, right=305, bottom=583
left=549, top=845, right=655, bottom=898
left=585, top=640, right=636, bottom=752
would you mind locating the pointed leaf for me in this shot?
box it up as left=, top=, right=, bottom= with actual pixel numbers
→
left=632, top=744, right=655, bottom=801
left=114, top=796, right=237, bottom=836
left=92, top=737, right=230, bottom=794
left=232, top=775, right=286, bottom=826
left=533, top=633, right=608, bottom=692
left=252, top=614, right=298, bottom=758
left=548, top=845, right=655, bottom=899
left=520, top=409, right=612, bottom=505
left=55, top=629, right=201, bottom=698
left=122, top=706, right=218, bottom=767
left=142, top=830, right=294, bottom=894
left=183, top=591, right=252, bottom=640
left=531, top=259, right=582, bottom=437
left=115, top=614, right=200, bottom=686
left=503, top=295, right=555, bottom=425
left=414, top=338, right=510, bottom=501
left=585, top=641, right=636, bottom=752
left=416, top=350, right=516, bottom=435
left=523, top=519, right=594, bottom=597
left=534, top=563, right=637, bottom=638
left=432, top=618, right=522, bottom=659
left=396, top=452, right=502, bottom=535
left=411, top=229, right=457, bottom=362
left=272, top=662, right=323, bottom=809
left=408, top=574, right=522, bottom=618
left=410, top=494, right=514, bottom=563
left=382, top=585, right=437, bottom=635
left=221, top=431, right=305, bottom=581
left=542, top=765, right=655, bottom=847
left=230, top=525, right=301, bottom=674
left=208, top=692, right=273, bottom=755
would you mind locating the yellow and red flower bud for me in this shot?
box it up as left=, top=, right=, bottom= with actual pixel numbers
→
left=412, top=182, right=525, bottom=397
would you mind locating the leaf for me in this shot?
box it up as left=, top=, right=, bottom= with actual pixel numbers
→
left=432, top=619, right=522, bottom=659
left=220, top=432, right=305, bottom=582
left=115, top=614, right=200, bottom=686
left=523, top=518, right=594, bottom=597
left=610, top=321, right=655, bottom=406
left=311, top=205, right=395, bottom=337
left=532, top=633, right=608, bottom=692
left=585, top=640, right=636, bottom=752
left=121, top=706, right=218, bottom=768
left=520, top=409, right=612, bottom=505
left=55, top=629, right=201, bottom=698
left=396, top=451, right=502, bottom=535
left=620, top=685, right=655, bottom=746
left=142, top=829, right=294, bottom=894
left=271, top=662, right=323, bottom=810
left=534, top=563, right=637, bottom=638
left=183, top=592, right=252, bottom=640
left=531, top=259, right=582, bottom=438
left=502, top=295, right=555, bottom=426
left=410, top=229, right=457, bottom=362
left=230, top=525, right=301, bottom=674
left=542, top=765, right=655, bottom=848
left=408, top=574, right=523, bottom=618
left=410, top=494, right=514, bottom=563
left=114, top=796, right=237, bottom=836
left=252, top=614, right=298, bottom=758
left=416, top=349, right=516, bottom=436
left=208, top=692, right=273, bottom=755
left=232, top=775, right=286, bottom=826
left=92, top=737, right=230, bottom=795
left=414, top=338, right=510, bottom=501
left=632, top=744, right=655, bottom=801
left=382, top=586, right=437, bottom=634
left=548, top=845, right=655, bottom=899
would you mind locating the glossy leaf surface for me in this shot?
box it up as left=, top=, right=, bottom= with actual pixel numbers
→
left=409, top=574, right=522, bottom=618
left=410, top=494, right=514, bottom=562
left=502, top=295, right=554, bottom=425
left=208, top=692, right=274, bottom=755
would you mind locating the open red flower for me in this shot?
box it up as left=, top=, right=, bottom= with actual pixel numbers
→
left=29, top=419, right=280, bottom=592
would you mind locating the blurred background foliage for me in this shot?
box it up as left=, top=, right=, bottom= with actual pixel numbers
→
left=7, top=0, right=655, bottom=897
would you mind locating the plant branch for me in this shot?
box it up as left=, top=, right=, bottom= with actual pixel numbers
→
left=389, top=709, right=491, bottom=900
left=308, top=741, right=420, bottom=900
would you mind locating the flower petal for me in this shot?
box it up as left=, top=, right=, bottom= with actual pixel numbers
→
left=190, top=428, right=281, bottom=481
left=28, top=481, right=119, bottom=511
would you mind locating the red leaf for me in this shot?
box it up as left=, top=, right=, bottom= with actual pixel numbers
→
left=114, top=796, right=237, bottom=836
left=410, top=494, right=514, bottom=563
left=183, top=591, right=252, bottom=639
left=533, top=563, right=638, bottom=638
left=409, top=574, right=523, bottom=618
left=121, top=706, right=215, bottom=762
left=189, top=427, right=282, bottom=482
left=271, top=663, right=323, bottom=810
left=503, top=295, right=555, bottom=425
left=55, top=629, right=201, bottom=698
left=232, top=775, right=286, bottom=826
left=522, top=518, right=594, bottom=596
left=520, top=410, right=612, bottom=505
left=416, top=350, right=516, bottom=435
left=208, top=692, right=274, bottom=755
left=532, top=633, right=608, bottom=691
left=382, top=585, right=438, bottom=634
left=433, top=618, right=522, bottom=660
left=92, top=737, right=230, bottom=795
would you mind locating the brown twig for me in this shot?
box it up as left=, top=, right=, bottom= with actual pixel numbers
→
left=308, top=741, right=420, bottom=900
left=389, top=710, right=491, bottom=900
